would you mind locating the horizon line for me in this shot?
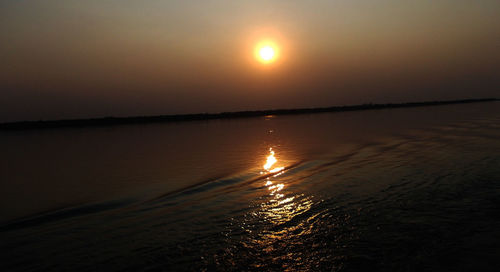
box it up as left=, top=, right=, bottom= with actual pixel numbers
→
left=0, top=98, right=497, bottom=130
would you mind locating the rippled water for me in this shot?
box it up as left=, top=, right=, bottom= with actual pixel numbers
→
left=1, top=102, right=499, bottom=271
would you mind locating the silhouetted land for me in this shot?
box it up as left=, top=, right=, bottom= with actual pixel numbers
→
left=0, top=98, right=497, bottom=130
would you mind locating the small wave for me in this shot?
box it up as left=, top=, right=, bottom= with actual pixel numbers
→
left=0, top=198, right=136, bottom=232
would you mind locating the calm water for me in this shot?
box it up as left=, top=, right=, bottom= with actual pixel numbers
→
left=1, top=102, right=499, bottom=271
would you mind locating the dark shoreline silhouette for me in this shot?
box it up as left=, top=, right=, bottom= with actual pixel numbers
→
left=0, top=98, right=497, bottom=130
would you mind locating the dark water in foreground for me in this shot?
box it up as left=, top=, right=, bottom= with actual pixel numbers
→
left=1, top=102, right=499, bottom=271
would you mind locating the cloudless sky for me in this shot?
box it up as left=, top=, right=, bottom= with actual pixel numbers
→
left=1, top=0, right=499, bottom=122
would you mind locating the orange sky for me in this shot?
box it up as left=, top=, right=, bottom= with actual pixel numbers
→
left=1, top=0, right=499, bottom=122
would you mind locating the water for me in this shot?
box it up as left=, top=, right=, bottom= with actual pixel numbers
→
left=1, top=102, right=499, bottom=271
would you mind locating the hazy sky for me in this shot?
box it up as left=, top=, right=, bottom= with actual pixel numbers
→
left=1, top=0, right=499, bottom=122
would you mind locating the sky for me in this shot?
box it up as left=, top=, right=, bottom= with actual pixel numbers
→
left=1, top=0, right=499, bottom=122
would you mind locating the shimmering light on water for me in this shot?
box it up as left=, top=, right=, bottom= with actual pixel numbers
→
left=263, top=148, right=278, bottom=171
left=259, top=148, right=314, bottom=236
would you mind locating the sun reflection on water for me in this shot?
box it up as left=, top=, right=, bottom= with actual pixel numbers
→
left=262, top=148, right=285, bottom=174
left=218, top=147, right=319, bottom=269
left=263, top=148, right=277, bottom=171
left=260, top=148, right=313, bottom=226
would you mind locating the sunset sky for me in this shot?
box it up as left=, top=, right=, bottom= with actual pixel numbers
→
left=1, top=0, right=499, bottom=122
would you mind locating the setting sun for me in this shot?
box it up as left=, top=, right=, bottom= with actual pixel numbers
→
left=255, top=41, right=279, bottom=64
left=259, top=46, right=275, bottom=62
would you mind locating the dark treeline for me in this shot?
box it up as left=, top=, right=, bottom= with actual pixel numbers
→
left=0, top=98, right=497, bottom=130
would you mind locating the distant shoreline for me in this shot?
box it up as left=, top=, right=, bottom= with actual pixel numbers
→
left=0, top=98, right=497, bottom=130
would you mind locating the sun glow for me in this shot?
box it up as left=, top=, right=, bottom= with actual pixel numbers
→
left=255, top=41, right=279, bottom=64
left=259, top=46, right=275, bottom=61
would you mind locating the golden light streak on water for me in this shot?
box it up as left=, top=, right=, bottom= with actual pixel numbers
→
left=259, top=147, right=314, bottom=228
left=263, top=148, right=277, bottom=171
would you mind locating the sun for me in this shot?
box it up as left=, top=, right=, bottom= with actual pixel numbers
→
left=259, top=46, right=275, bottom=62
left=255, top=41, right=279, bottom=64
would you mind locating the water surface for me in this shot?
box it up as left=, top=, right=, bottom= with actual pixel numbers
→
left=1, top=102, right=499, bottom=271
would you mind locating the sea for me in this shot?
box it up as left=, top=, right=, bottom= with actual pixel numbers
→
left=1, top=101, right=499, bottom=271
